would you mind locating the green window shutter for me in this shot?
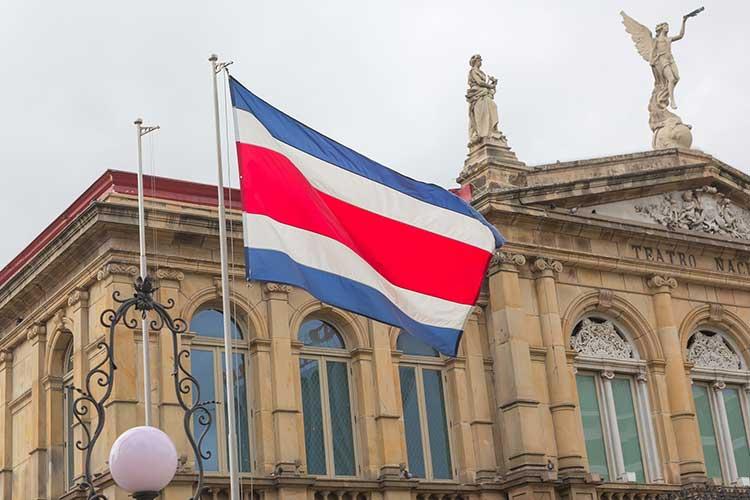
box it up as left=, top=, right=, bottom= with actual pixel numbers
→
left=191, top=349, right=219, bottom=472
left=326, top=361, right=356, bottom=476
left=399, top=366, right=426, bottom=478
left=422, top=369, right=452, bottom=480
left=692, top=384, right=722, bottom=480
left=576, top=374, right=609, bottom=480
left=300, top=358, right=327, bottom=475
left=222, top=353, right=252, bottom=472
left=611, top=378, right=645, bottom=482
left=724, top=388, right=750, bottom=478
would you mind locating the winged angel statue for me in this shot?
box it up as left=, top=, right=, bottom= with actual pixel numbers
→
left=621, top=8, right=703, bottom=150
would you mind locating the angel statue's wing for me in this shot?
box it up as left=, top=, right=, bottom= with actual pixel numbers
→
left=621, top=11, right=654, bottom=62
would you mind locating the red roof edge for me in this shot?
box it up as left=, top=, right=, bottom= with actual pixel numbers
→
left=0, top=169, right=242, bottom=288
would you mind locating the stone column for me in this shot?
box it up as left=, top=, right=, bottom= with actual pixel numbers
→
left=27, top=323, right=48, bottom=500
left=351, top=346, right=377, bottom=478
left=445, top=355, right=476, bottom=482
left=263, top=283, right=302, bottom=476
left=647, top=275, right=705, bottom=482
left=531, top=258, right=586, bottom=478
left=462, top=305, right=498, bottom=482
left=154, top=269, right=190, bottom=465
left=67, top=288, right=89, bottom=483
left=0, top=349, right=13, bottom=500
left=487, top=251, right=547, bottom=478
left=369, top=322, right=405, bottom=481
left=249, top=334, right=274, bottom=475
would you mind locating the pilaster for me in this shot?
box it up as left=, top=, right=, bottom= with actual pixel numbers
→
left=647, top=275, right=705, bottom=482
left=487, top=251, right=547, bottom=478
left=27, top=323, right=48, bottom=500
left=531, top=258, right=586, bottom=479
left=0, top=350, right=13, bottom=500
left=67, top=287, right=89, bottom=483
left=351, top=345, right=377, bottom=478
left=263, top=282, right=302, bottom=475
left=445, top=355, right=477, bottom=482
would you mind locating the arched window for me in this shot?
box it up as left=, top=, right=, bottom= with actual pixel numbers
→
left=63, top=342, right=74, bottom=489
left=298, top=319, right=357, bottom=476
left=687, top=329, right=750, bottom=484
left=570, top=317, right=661, bottom=483
left=397, top=331, right=453, bottom=480
left=190, top=307, right=252, bottom=473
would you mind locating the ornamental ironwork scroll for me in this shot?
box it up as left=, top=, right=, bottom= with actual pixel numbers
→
left=68, top=277, right=214, bottom=500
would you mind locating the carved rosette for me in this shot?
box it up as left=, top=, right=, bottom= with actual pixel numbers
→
left=646, top=275, right=677, bottom=291
left=97, top=263, right=139, bottom=281
left=687, top=331, right=741, bottom=370
left=532, top=257, right=563, bottom=275
left=570, top=318, right=633, bottom=360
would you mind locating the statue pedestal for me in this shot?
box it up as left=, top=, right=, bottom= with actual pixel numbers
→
left=457, top=135, right=529, bottom=192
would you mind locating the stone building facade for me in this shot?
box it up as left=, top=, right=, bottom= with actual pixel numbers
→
left=2, top=140, right=750, bottom=500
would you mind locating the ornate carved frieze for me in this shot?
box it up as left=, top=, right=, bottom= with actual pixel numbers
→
left=635, top=187, right=750, bottom=240
left=156, top=268, right=185, bottom=282
left=490, top=251, right=526, bottom=268
left=532, top=257, right=563, bottom=274
left=646, top=275, right=678, bottom=290
left=97, top=263, right=138, bottom=281
left=570, top=318, right=633, bottom=360
left=687, top=331, right=741, bottom=370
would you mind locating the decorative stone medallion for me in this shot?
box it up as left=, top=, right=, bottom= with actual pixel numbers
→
left=570, top=318, right=633, bottom=360
left=687, top=331, right=741, bottom=370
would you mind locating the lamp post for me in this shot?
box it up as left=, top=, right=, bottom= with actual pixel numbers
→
left=69, top=277, right=215, bottom=499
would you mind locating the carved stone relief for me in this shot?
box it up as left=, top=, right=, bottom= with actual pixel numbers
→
left=570, top=318, right=633, bottom=360
left=686, top=331, right=741, bottom=370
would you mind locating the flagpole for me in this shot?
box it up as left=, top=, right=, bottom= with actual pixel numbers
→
left=209, top=53, right=240, bottom=500
left=134, top=118, right=159, bottom=427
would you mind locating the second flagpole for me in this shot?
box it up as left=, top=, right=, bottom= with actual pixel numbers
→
left=209, top=53, right=240, bottom=500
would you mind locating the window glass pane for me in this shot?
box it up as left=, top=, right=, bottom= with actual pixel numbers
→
left=299, top=320, right=345, bottom=349
left=300, top=358, right=327, bottom=475
left=397, top=331, right=439, bottom=357
left=612, top=378, right=645, bottom=483
left=576, top=374, right=609, bottom=480
left=724, top=388, right=750, bottom=478
left=222, top=353, right=251, bottom=472
left=191, top=349, right=219, bottom=471
left=190, top=309, right=243, bottom=339
left=399, top=366, right=426, bottom=478
left=423, top=369, right=452, bottom=480
left=326, top=361, right=356, bottom=476
left=693, top=384, right=722, bottom=479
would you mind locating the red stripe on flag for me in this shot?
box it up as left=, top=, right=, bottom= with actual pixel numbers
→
left=236, top=142, right=490, bottom=306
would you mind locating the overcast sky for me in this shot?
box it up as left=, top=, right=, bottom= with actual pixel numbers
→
left=1, top=1, right=748, bottom=269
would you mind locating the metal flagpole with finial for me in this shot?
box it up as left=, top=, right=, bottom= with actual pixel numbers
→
left=134, top=118, right=159, bottom=427
left=209, top=53, right=240, bottom=500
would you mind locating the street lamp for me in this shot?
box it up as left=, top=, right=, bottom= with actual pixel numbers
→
left=109, top=426, right=178, bottom=500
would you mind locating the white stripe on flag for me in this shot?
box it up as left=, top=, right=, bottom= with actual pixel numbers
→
left=244, top=213, right=472, bottom=330
left=234, top=108, right=494, bottom=251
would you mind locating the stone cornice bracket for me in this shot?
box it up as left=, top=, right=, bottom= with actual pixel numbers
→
left=67, top=289, right=89, bottom=308
left=646, top=274, right=678, bottom=292
left=97, top=262, right=138, bottom=281
left=532, top=257, right=563, bottom=277
left=709, top=303, right=723, bottom=322
left=26, top=323, right=47, bottom=343
left=597, top=289, right=614, bottom=311
left=51, top=309, right=72, bottom=334
left=156, top=268, right=185, bottom=283
left=0, top=349, right=13, bottom=366
left=263, top=282, right=293, bottom=299
left=489, top=251, right=526, bottom=274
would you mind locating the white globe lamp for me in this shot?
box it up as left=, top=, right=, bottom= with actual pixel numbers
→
left=109, top=426, right=178, bottom=499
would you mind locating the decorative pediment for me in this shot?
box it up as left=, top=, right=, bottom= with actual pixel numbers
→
left=570, top=318, right=633, bottom=360
left=587, top=186, right=750, bottom=241
left=687, top=331, right=741, bottom=370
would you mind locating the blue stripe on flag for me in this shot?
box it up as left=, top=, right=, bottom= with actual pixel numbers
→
left=246, top=247, right=464, bottom=356
left=230, top=77, right=503, bottom=248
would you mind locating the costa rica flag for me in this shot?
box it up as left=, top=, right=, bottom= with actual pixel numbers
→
left=229, top=76, right=503, bottom=356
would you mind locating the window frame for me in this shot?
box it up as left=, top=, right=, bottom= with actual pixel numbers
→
left=189, top=307, right=255, bottom=475
left=572, top=316, right=662, bottom=484
left=398, top=349, right=455, bottom=481
left=691, top=368, right=750, bottom=485
left=299, top=339, right=360, bottom=478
